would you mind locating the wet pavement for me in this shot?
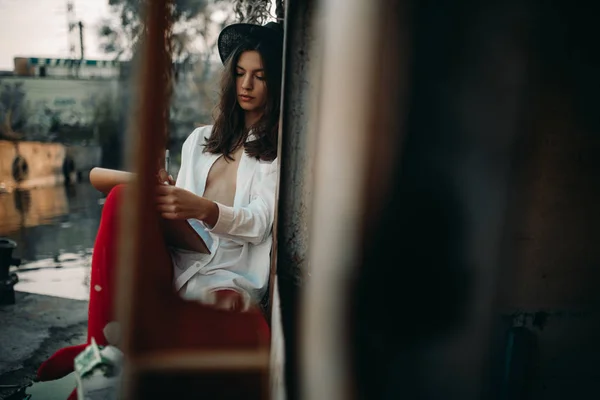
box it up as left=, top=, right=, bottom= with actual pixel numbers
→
left=0, top=183, right=103, bottom=280
left=0, top=182, right=103, bottom=399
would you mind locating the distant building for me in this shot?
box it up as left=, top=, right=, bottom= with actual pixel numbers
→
left=2, top=54, right=221, bottom=145
left=13, top=57, right=120, bottom=80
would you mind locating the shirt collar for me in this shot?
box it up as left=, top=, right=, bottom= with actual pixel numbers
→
left=246, top=130, right=258, bottom=142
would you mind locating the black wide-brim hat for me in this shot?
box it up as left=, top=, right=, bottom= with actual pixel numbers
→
left=217, top=22, right=284, bottom=65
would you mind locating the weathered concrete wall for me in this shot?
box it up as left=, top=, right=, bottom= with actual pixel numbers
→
left=492, top=98, right=600, bottom=399
left=0, top=141, right=20, bottom=187
left=0, top=141, right=101, bottom=191
left=0, top=141, right=65, bottom=190
left=481, top=3, right=600, bottom=398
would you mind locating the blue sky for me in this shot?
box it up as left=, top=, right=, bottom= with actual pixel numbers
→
left=0, top=0, right=112, bottom=70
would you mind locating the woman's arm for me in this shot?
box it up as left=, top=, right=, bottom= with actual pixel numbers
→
left=156, top=160, right=278, bottom=245
left=206, top=160, right=278, bottom=244
left=89, top=168, right=134, bottom=195
left=156, top=127, right=220, bottom=225
left=157, top=127, right=278, bottom=245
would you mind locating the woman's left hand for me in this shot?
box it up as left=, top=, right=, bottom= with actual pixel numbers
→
left=155, top=184, right=218, bottom=223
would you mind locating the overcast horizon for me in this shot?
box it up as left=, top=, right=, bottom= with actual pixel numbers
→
left=0, top=0, right=114, bottom=70
left=0, top=0, right=278, bottom=71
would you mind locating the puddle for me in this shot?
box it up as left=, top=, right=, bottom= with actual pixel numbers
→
left=3, top=373, right=76, bottom=400
left=0, top=182, right=103, bottom=300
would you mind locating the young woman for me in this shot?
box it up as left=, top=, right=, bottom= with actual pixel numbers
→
left=37, top=21, right=284, bottom=384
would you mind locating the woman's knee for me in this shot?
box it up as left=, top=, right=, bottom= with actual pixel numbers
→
left=101, top=184, right=128, bottom=224
left=104, top=184, right=127, bottom=209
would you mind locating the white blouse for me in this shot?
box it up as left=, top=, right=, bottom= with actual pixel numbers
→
left=171, top=125, right=278, bottom=309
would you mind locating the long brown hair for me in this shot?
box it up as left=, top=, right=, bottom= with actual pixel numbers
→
left=204, top=38, right=283, bottom=161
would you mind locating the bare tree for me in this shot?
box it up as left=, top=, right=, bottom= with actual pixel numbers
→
left=233, top=0, right=272, bottom=24
left=98, top=0, right=233, bottom=62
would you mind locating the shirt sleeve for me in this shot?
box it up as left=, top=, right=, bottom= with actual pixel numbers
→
left=208, top=159, right=278, bottom=245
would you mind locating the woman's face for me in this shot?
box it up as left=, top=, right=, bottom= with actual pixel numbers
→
left=236, top=50, right=267, bottom=114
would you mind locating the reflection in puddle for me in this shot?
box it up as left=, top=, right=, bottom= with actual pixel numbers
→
left=11, top=253, right=92, bottom=300
left=0, top=188, right=66, bottom=233
left=0, top=182, right=103, bottom=301
left=5, top=373, right=76, bottom=400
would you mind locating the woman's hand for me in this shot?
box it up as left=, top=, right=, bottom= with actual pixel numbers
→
left=155, top=184, right=219, bottom=224
left=156, top=169, right=174, bottom=185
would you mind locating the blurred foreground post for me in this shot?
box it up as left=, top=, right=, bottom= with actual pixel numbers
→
left=302, top=0, right=600, bottom=399
left=115, top=1, right=269, bottom=399
left=273, top=0, right=321, bottom=398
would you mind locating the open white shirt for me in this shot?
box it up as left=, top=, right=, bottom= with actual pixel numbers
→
left=171, top=126, right=278, bottom=308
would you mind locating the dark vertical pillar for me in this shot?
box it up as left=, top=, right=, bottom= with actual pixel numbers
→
left=276, top=0, right=320, bottom=399
left=351, top=1, right=534, bottom=398
left=488, top=2, right=600, bottom=398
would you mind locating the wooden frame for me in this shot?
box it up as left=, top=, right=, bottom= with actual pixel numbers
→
left=113, top=2, right=273, bottom=398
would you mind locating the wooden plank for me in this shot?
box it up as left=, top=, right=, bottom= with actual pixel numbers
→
left=113, top=1, right=271, bottom=399
left=133, top=349, right=270, bottom=372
